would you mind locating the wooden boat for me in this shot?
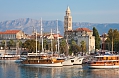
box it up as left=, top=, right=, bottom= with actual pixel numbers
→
left=88, top=54, right=119, bottom=69
left=21, top=20, right=63, bottom=67
left=21, top=53, right=63, bottom=67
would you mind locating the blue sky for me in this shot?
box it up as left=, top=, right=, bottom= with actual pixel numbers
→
left=0, top=0, right=119, bottom=23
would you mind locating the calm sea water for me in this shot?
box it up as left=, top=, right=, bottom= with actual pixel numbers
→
left=0, top=62, right=119, bottom=78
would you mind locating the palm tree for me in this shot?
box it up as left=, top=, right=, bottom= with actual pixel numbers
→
left=80, top=41, right=86, bottom=55
left=60, top=39, right=67, bottom=54
left=69, top=40, right=80, bottom=56
left=7, top=39, right=15, bottom=50
left=1, top=40, right=5, bottom=49
left=52, top=40, right=57, bottom=52
left=22, top=39, right=40, bottom=53
left=43, top=39, right=48, bottom=52
left=107, top=29, right=119, bottom=52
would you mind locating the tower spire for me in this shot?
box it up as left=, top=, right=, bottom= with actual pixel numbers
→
left=66, top=6, right=70, bottom=12
left=66, top=6, right=71, bottom=16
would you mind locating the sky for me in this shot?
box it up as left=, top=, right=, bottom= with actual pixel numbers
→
left=0, top=0, right=119, bottom=23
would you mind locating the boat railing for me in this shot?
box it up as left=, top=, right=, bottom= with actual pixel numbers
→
left=27, top=53, right=40, bottom=56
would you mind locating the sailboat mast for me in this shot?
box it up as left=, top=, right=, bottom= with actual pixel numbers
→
left=40, top=18, right=43, bottom=52
left=66, top=35, right=69, bottom=56
left=51, top=29, right=53, bottom=52
left=57, top=19, right=59, bottom=54
left=36, top=30, right=37, bottom=55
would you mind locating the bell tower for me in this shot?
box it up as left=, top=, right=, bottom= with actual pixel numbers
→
left=64, top=6, right=72, bottom=32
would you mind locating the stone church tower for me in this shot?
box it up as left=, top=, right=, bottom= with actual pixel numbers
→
left=64, top=6, right=72, bottom=38
left=63, top=6, right=95, bottom=53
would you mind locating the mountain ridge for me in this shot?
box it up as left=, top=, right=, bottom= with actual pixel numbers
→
left=0, top=18, right=119, bottom=36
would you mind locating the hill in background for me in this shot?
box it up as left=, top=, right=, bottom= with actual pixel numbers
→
left=0, top=18, right=119, bottom=36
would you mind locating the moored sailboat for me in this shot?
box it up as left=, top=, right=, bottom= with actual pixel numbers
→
left=21, top=18, right=63, bottom=67
left=55, top=19, right=74, bottom=66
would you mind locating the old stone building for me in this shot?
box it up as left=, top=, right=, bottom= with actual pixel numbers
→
left=0, top=30, right=27, bottom=39
left=64, top=6, right=95, bottom=53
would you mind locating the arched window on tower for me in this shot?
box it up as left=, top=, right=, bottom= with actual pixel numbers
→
left=68, top=13, right=69, bottom=16
left=69, top=23, right=71, bottom=27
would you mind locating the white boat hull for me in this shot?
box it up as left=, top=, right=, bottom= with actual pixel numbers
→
left=88, top=65, right=119, bottom=69
left=0, top=59, right=22, bottom=63
left=62, top=59, right=73, bottom=66
left=71, top=57, right=84, bottom=65
left=22, top=62, right=63, bottom=67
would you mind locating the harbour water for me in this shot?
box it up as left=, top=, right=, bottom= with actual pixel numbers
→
left=0, top=62, right=119, bottom=78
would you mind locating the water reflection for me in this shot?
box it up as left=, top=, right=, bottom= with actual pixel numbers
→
left=89, top=68, right=119, bottom=78
left=20, top=66, right=62, bottom=78
left=0, top=62, right=21, bottom=78
left=0, top=63, right=119, bottom=78
left=19, top=65, right=84, bottom=78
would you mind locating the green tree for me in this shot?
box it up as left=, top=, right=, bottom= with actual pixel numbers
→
left=52, top=40, right=57, bottom=52
left=80, top=41, right=86, bottom=53
left=69, top=39, right=80, bottom=56
left=7, top=40, right=15, bottom=49
left=1, top=40, right=5, bottom=49
left=22, top=39, right=40, bottom=53
left=16, top=40, right=23, bottom=49
left=43, top=39, right=48, bottom=52
left=93, top=27, right=100, bottom=50
left=114, top=39, right=119, bottom=51
left=106, top=29, right=119, bottom=51
left=60, top=39, right=67, bottom=54
left=19, top=40, right=23, bottom=49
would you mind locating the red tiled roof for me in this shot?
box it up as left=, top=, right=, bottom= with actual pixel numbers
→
left=74, top=28, right=92, bottom=32
left=0, top=30, right=20, bottom=34
left=53, top=34, right=63, bottom=38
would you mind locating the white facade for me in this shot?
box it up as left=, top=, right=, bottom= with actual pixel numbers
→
left=74, top=35, right=95, bottom=53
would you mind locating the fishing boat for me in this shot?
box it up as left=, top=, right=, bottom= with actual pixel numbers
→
left=88, top=52, right=119, bottom=68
